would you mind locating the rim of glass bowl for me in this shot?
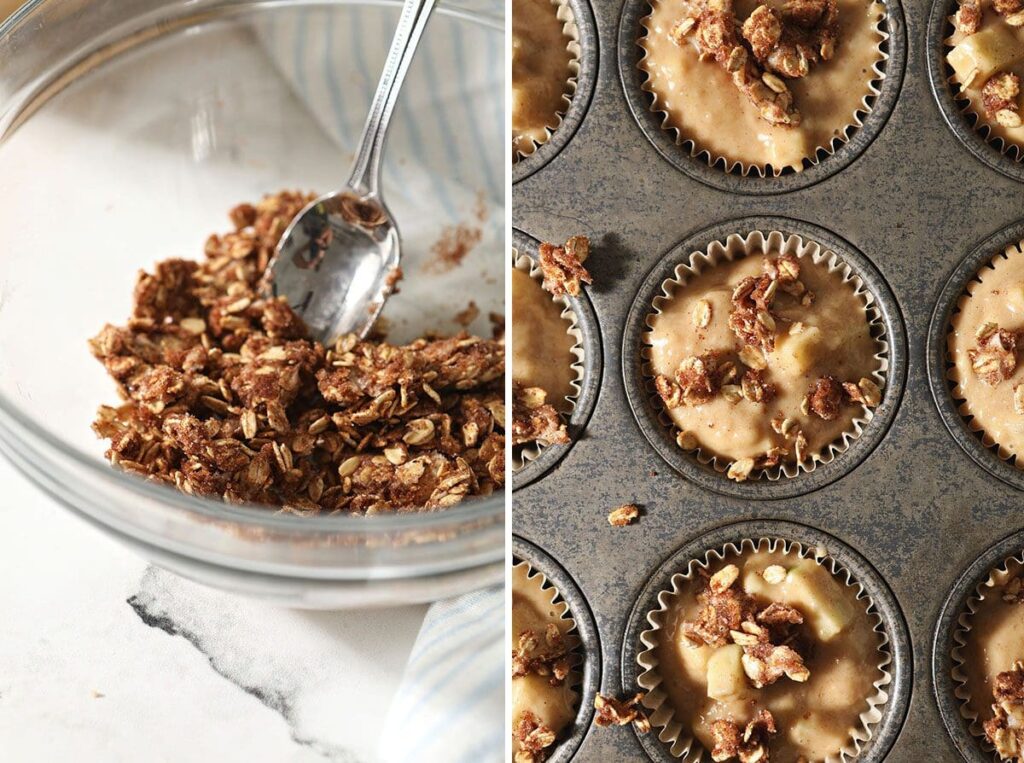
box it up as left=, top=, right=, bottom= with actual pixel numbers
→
left=0, top=0, right=504, bottom=580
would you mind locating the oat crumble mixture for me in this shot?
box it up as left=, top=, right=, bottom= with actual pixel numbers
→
left=89, top=191, right=504, bottom=514
left=511, top=235, right=592, bottom=449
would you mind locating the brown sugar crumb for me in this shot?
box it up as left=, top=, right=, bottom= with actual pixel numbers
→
left=681, top=564, right=812, bottom=689
left=969, top=323, right=1019, bottom=386
left=512, top=622, right=571, bottom=683
left=594, top=692, right=651, bottom=733
left=426, top=223, right=482, bottom=274
left=538, top=236, right=592, bottom=298
left=729, top=255, right=802, bottom=354
left=656, top=352, right=730, bottom=408
left=982, top=72, right=1022, bottom=127
left=711, top=710, right=778, bottom=763
left=994, top=0, right=1024, bottom=17
left=454, top=301, right=480, bottom=327
left=513, top=711, right=558, bottom=763
left=608, top=503, right=641, bottom=526
left=984, top=661, right=1024, bottom=761
left=743, top=0, right=838, bottom=79
left=955, top=0, right=982, bottom=33
left=806, top=375, right=843, bottom=420
left=90, top=192, right=504, bottom=514
left=512, top=383, right=569, bottom=447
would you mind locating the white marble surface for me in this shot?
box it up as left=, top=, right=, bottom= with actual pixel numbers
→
left=0, top=455, right=429, bottom=763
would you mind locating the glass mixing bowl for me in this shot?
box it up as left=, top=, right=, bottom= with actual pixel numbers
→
left=0, top=0, right=504, bottom=607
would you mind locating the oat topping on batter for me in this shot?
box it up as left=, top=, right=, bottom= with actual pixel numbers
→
left=984, top=661, right=1024, bottom=761
left=680, top=564, right=812, bottom=689
left=671, top=0, right=841, bottom=126
left=710, top=710, right=778, bottom=763
left=969, top=323, right=1019, bottom=386
left=512, top=382, right=570, bottom=446
left=513, top=712, right=559, bottom=763
left=90, top=192, right=504, bottom=514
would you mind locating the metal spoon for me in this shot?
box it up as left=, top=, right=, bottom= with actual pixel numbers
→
left=264, top=0, right=437, bottom=342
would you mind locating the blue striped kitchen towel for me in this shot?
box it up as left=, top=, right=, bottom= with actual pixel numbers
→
left=379, top=586, right=504, bottom=762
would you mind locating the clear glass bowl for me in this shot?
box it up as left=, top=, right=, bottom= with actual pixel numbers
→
left=0, top=0, right=504, bottom=607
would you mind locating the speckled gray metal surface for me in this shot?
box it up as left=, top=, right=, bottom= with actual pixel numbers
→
left=512, top=0, right=1024, bottom=756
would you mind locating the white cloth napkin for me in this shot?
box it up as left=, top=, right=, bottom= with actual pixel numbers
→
left=254, top=8, right=505, bottom=762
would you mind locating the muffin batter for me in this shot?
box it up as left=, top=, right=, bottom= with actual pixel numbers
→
left=961, top=561, right=1024, bottom=729
left=646, top=250, right=881, bottom=468
left=511, top=563, right=578, bottom=761
left=512, top=0, right=575, bottom=157
left=512, top=267, right=576, bottom=413
left=946, top=0, right=1024, bottom=151
left=948, top=244, right=1024, bottom=462
left=639, top=0, right=885, bottom=171
left=653, top=549, right=883, bottom=762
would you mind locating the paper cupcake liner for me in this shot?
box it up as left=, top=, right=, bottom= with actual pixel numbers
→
left=636, top=536, right=892, bottom=762
left=945, top=239, right=1024, bottom=468
left=512, top=248, right=586, bottom=471
left=512, top=0, right=581, bottom=162
left=640, top=229, right=890, bottom=483
left=512, top=559, right=584, bottom=759
left=941, top=10, right=1024, bottom=166
left=635, top=4, right=890, bottom=178
left=950, top=549, right=1024, bottom=754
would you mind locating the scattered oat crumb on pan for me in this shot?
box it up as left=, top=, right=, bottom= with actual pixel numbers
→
left=89, top=191, right=504, bottom=515
left=607, top=503, right=641, bottom=526
left=593, top=692, right=651, bottom=733
left=638, top=0, right=888, bottom=175
left=646, top=243, right=884, bottom=483
left=945, top=0, right=1024, bottom=159
left=538, top=235, right=592, bottom=297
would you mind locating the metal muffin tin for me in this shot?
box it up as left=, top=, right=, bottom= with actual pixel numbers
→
left=511, top=0, right=1024, bottom=753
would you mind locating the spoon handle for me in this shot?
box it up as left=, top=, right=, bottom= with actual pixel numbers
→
left=346, top=0, right=437, bottom=197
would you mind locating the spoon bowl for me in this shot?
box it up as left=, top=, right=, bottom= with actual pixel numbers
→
left=267, top=191, right=400, bottom=340
left=264, top=0, right=436, bottom=342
